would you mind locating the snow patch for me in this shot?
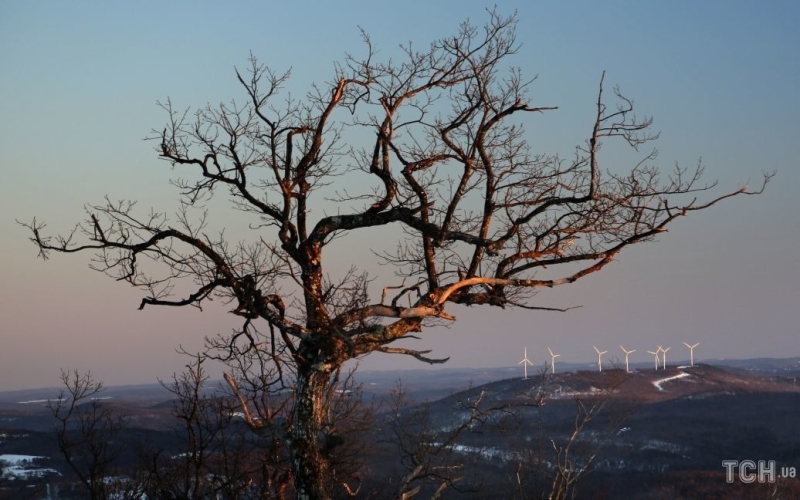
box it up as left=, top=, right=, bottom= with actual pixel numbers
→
left=0, top=433, right=29, bottom=445
left=652, top=372, right=691, bottom=391
left=639, top=439, right=686, bottom=456
left=428, top=442, right=518, bottom=462
left=0, top=454, right=45, bottom=464
left=0, top=454, right=61, bottom=480
left=549, top=385, right=605, bottom=400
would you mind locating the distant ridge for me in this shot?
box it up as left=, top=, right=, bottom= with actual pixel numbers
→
left=1, top=357, right=799, bottom=402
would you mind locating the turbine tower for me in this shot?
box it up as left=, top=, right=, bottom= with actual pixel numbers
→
left=661, top=346, right=671, bottom=368
left=620, top=345, right=636, bottom=373
left=647, top=349, right=660, bottom=370
left=518, top=347, right=534, bottom=380
left=547, top=347, right=561, bottom=374
left=683, top=342, right=700, bottom=366
left=594, top=346, right=608, bottom=372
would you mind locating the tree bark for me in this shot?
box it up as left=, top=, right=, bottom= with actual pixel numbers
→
left=292, top=361, right=332, bottom=499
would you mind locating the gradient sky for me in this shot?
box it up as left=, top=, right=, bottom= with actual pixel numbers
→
left=1, top=1, right=798, bottom=391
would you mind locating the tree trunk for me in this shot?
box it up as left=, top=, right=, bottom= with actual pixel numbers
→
left=292, top=363, right=332, bottom=499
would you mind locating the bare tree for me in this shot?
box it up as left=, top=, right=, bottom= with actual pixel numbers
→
left=509, top=368, right=634, bottom=499
left=49, top=370, right=134, bottom=500
left=388, top=380, right=543, bottom=499
left=138, top=356, right=237, bottom=498
left=138, top=355, right=286, bottom=499
left=21, top=10, right=770, bottom=498
left=546, top=375, right=631, bottom=499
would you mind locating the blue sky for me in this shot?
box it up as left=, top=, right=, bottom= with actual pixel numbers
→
left=1, top=1, right=798, bottom=391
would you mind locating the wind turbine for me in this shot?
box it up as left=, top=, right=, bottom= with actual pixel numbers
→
left=647, top=349, right=660, bottom=370
left=594, top=346, right=608, bottom=372
left=660, top=346, right=671, bottom=369
left=683, top=342, right=700, bottom=366
left=547, top=347, right=561, bottom=374
left=518, top=347, right=534, bottom=379
left=620, top=345, right=636, bottom=373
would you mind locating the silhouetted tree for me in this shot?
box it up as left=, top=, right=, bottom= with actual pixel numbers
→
left=22, top=9, right=770, bottom=498
left=387, top=380, right=543, bottom=499
left=135, top=356, right=249, bottom=498
left=49, top=370, right=137, bottom=499
left=508, top=367, right=634, bottom=499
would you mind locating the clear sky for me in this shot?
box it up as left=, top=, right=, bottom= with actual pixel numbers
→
left=1, top=1, right=798, bottom=391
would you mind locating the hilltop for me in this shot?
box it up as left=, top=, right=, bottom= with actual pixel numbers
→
left=364, top=363, right=800, bottom=498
